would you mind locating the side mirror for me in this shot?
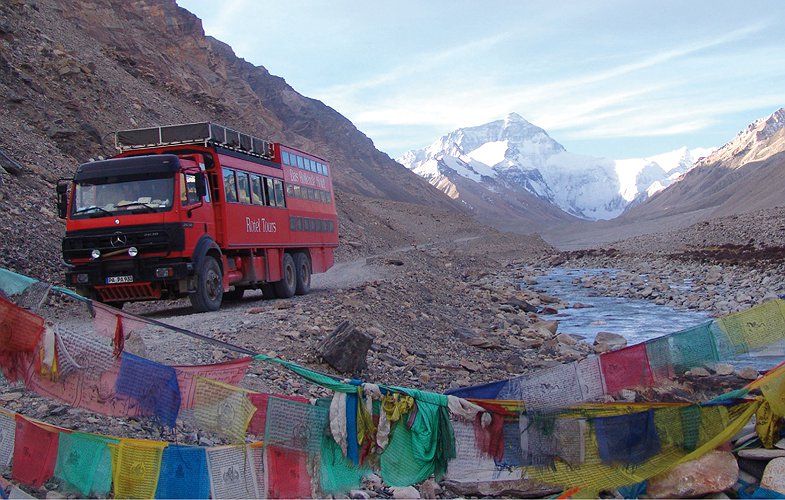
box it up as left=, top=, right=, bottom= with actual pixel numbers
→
left=56, top=182, right=69, bottom=219
left=195, top=172, right=207, bottom=198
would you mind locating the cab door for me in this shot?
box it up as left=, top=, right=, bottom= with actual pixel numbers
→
left=178, top=155, right=215, bottom=256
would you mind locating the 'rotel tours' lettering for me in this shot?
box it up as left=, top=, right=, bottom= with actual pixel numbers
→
left=288, top=169, right=327, bottom=190
left=246, top=217, right=277, bottom=233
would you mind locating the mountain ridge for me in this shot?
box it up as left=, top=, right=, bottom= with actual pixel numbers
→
left=399, top=113, right=714, bottom=222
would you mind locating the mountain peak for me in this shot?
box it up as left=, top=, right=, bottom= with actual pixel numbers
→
left=504, top=112, right=528, bottom=124
left=698, top=107, right=785, bottom=168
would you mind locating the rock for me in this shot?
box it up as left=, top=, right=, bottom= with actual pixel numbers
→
left=737, top=448, right=785, bottom=460
left=391, top=485, right=420, bottom=498
left=571, top=302, right=593, bottom=308
left=688, top=367, right=711, bottom=377
left=646, top=450, right=739, bottom=498
left=737, top=367, right=759, bottom=380
left=533, top=320, right=558, bottom=334
left=349, top=490, right=371, bottom=499
left=593, top=331, right=627, bottom=350
left=316, top=321, right=373, bottom=373
left=362, top=473, right=383, bottom=491
left=539, top=293, right=559, bottom=304
left=713, top=363, right=735, bottom=376
left=760, top=457, right=785, bottom=494
left=419, top=477, right=440, bottom=499
left=556, top=333, right=578, bottom=345
left=459, top=359, right=481, bottom=372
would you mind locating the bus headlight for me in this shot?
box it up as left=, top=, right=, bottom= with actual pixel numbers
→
left=128, top=246, right=138, bottom=257
left=91, top=249, right=101, bottom=259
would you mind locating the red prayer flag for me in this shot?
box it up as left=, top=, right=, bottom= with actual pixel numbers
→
left=599, top=343, right=655, bottom=395
left=12, top=415, right=61, bottom=489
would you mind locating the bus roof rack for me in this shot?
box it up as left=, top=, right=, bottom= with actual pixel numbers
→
left=115, top=122, right=274, bottom=159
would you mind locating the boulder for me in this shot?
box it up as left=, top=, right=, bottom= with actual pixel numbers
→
left=316, top=321, right=373, bottom=374
left=760, top=457, right=785, bottom=494
left=646, top=450, right=739, bottom=498
left=593, top=331, right=627, bottom=350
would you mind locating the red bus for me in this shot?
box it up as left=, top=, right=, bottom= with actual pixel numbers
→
left=56, top=123, right=338, bottom=311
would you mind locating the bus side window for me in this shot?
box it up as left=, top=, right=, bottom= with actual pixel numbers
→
left=265, top=177, right=276, bottom=207
left=274, top=179, right=286, bottom=207
left=223, top=168, right=237, bottom=203
left=237, top=172, right=251, bottom=204
left=251, top=175, right=264, bottom=206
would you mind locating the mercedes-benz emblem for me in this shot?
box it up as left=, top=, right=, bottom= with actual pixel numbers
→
left=110, top=233, right=127, bottom=247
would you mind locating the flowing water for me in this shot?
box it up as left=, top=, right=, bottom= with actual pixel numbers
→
left=532, top=268, right=785, bottom=369
left=531, top=268, right=713, bottom=345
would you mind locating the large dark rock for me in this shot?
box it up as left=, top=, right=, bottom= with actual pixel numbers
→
left=316, top=321, right=374, bottom=374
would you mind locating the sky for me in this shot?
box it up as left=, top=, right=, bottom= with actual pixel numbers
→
left=177, top=0, right=784, bottom=160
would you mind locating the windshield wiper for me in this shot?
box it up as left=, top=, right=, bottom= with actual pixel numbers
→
left=116, top=202, right=157, bottom=212
left=72, top=206, right=112, bottom=216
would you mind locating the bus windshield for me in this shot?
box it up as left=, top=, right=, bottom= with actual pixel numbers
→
left=72, top=176, right=175, bottom=218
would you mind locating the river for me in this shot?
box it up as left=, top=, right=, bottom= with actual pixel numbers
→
left=532, top=267, right=784, bottom=369
left=531, top=267, right=711, bottom=345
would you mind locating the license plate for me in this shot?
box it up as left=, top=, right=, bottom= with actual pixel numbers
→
left=106, top=275, right=133, bottom=284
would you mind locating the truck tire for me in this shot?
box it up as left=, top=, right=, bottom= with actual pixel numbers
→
left=274, top=253, right=297, bottom=298
left=190, top=255, right=223, bottom=312
left=294, top=253, right=311, bottom=295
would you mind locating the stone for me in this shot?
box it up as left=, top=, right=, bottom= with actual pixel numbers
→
left=316, top=321, right=373, bottom=373
left=689, top=367, right=711, bottom=377
left=646, top=450, right=738, bottom=498
left=571, top=302, right=593, bottom=308
left=737, top=448, right=785, bottom=460
left=534, top=320, right=559, bottom=334
left=713, top=363, right=735, bottom=376
left=361, top=473, right=383, bottom=491
left=391, top=485, right=421, bottom=498
left=460, top=359, right=481, bottom=372
left=419, top=477, right=440, bottom=499
left=760, top=457, right=785, bottom=494
left=556, top=333, right=578, bottom=345
left=349, top=490, right=371, bottom=499
left=737, top=367, right=759, bottom=380
left=593, top=331, right=627, bottom=349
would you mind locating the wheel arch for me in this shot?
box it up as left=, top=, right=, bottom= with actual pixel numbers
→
left=193, top=236, right=223, bottom=274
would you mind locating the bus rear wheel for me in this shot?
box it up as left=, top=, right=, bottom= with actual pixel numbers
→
left=190, top=255, right=223, bottom=312
left=294, top=253, right=311, bottom=295
left=274, top=253, right=297, bottom=298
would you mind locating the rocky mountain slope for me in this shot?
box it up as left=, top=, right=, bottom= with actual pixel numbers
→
left=399, top=112, right=713, bottom=222
left=624, top=107, right=785, bottom=220
left=0, top=0, right=499, bottom=281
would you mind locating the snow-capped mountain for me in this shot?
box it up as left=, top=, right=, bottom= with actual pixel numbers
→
left=398, top=113, right=713, bottom=220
